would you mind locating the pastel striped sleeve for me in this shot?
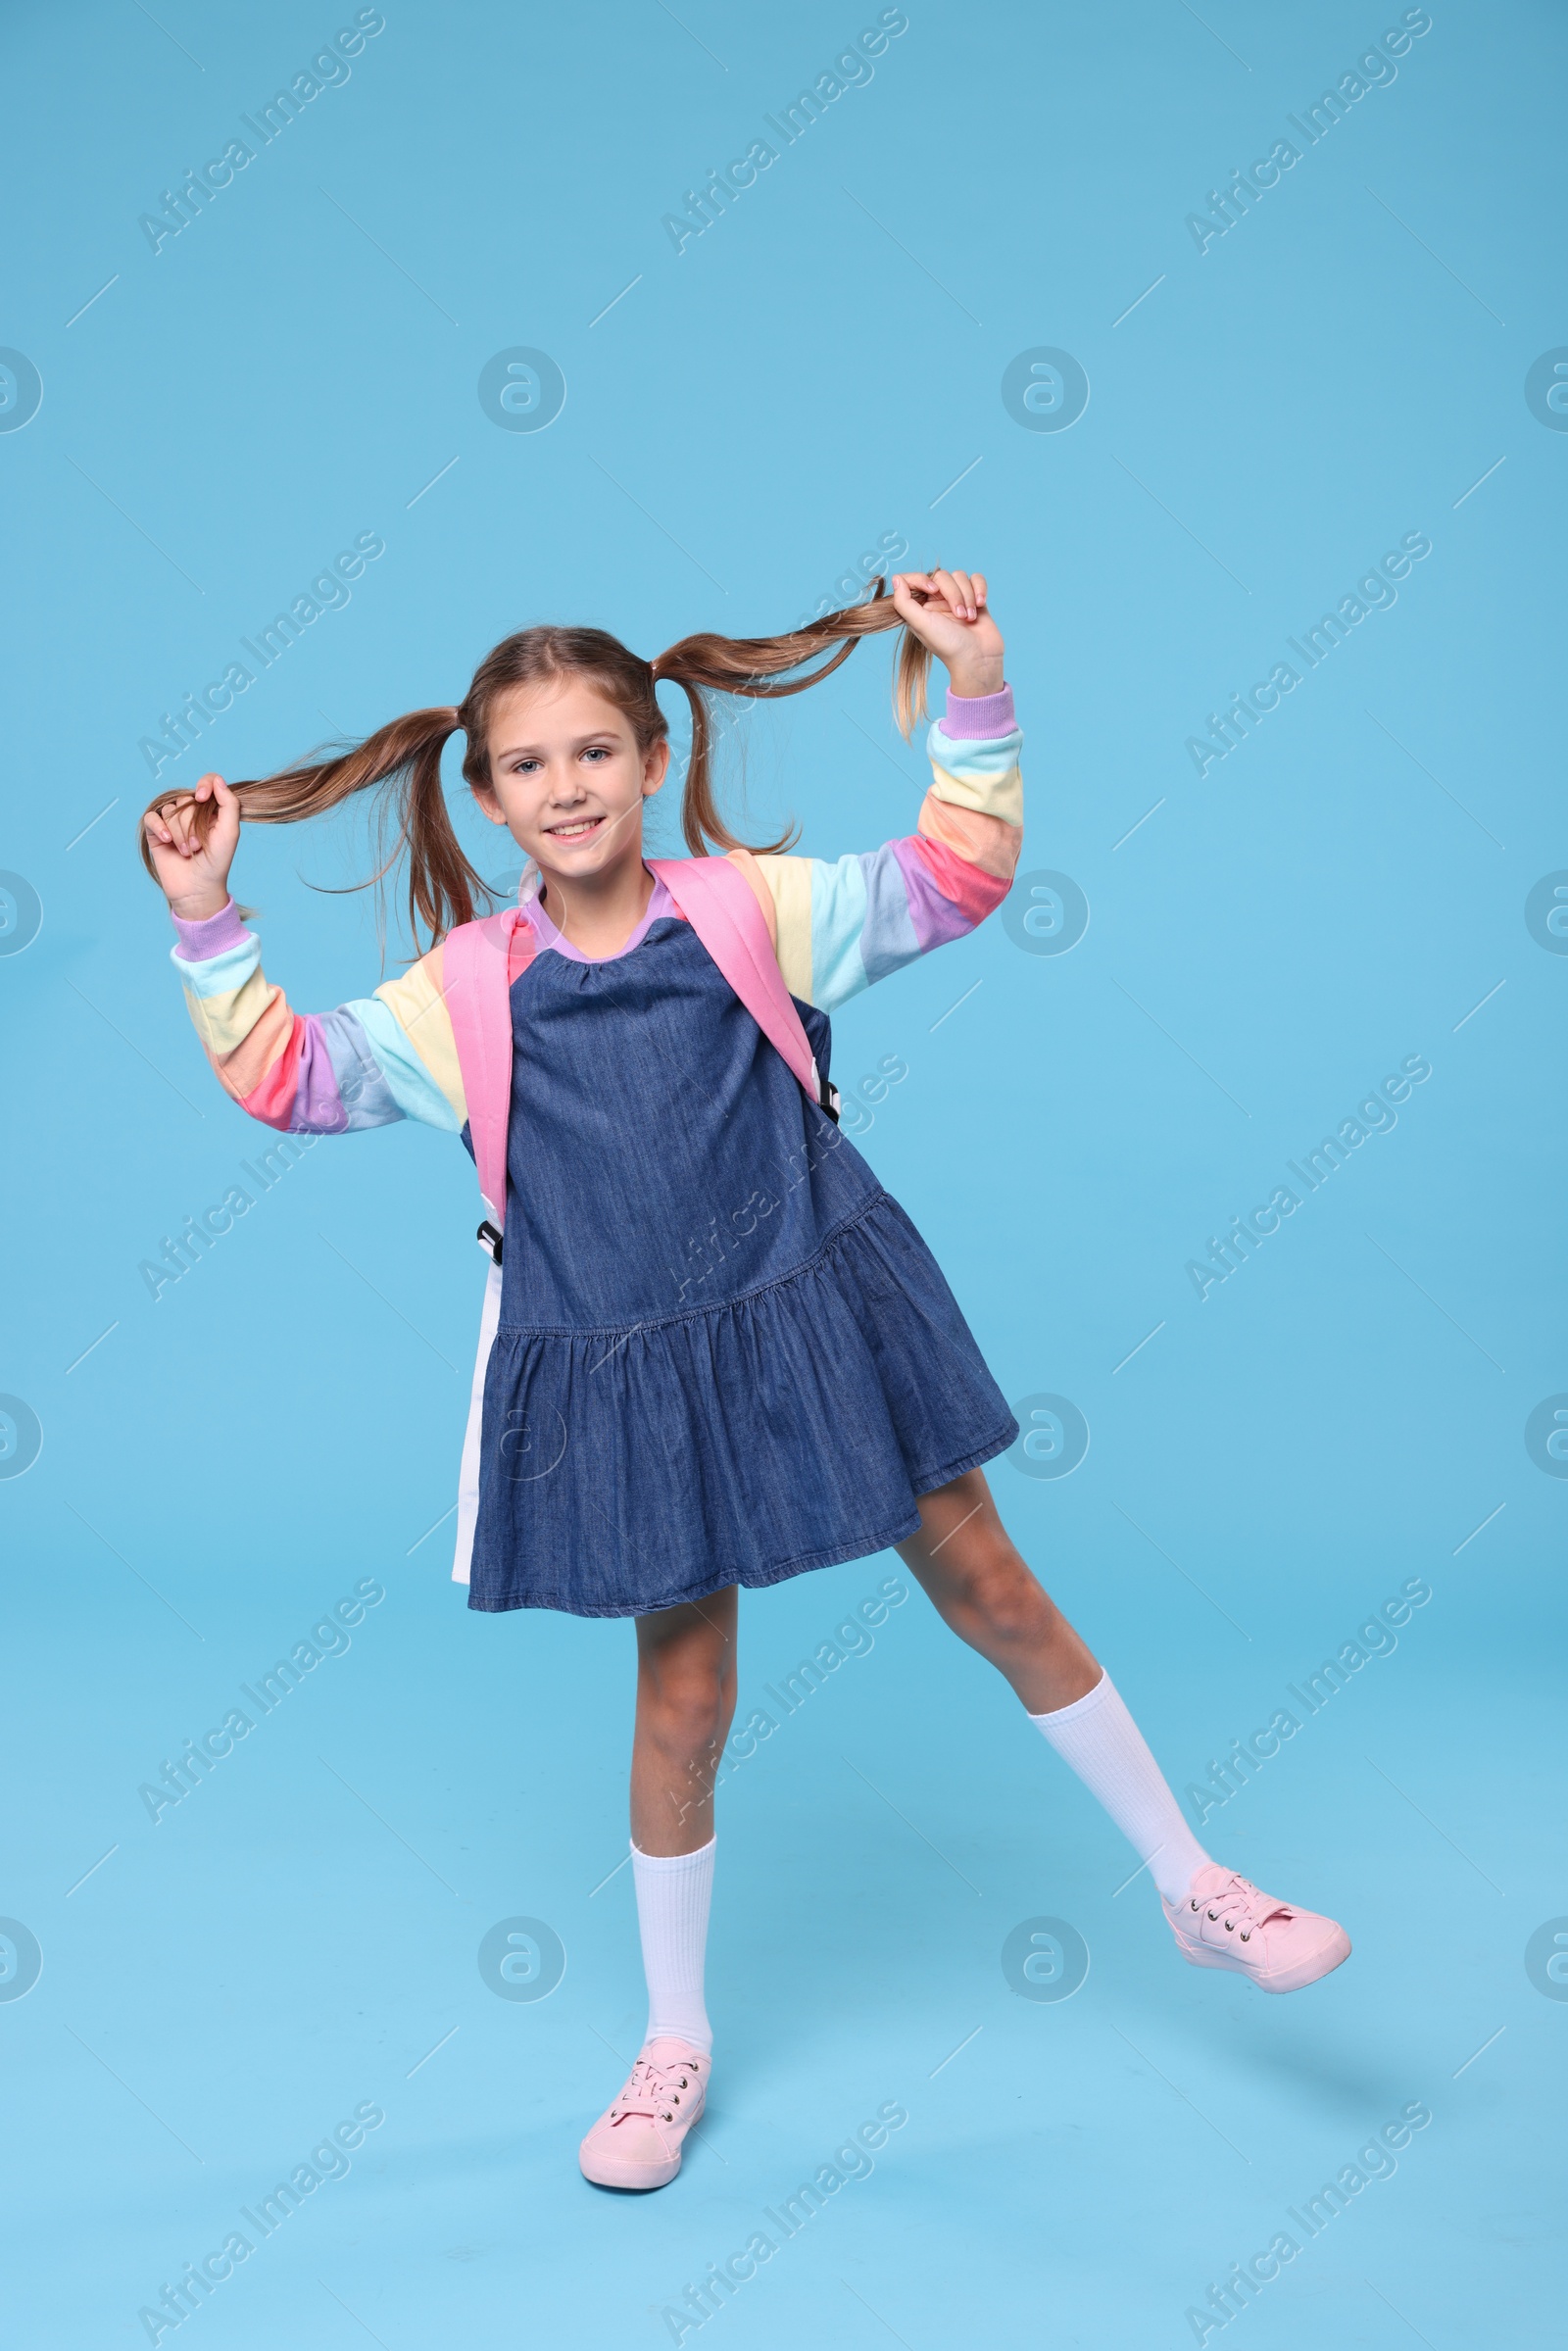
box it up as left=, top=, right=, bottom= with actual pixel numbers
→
left=747, top=683, right=1023, bottom=1013
left=169, top=900, right=466, bottom=1135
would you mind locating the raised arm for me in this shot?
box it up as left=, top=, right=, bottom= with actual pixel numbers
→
left=145, top=774, right=466, bottom=1135
left=737, top=567, right=1023, bottom=1012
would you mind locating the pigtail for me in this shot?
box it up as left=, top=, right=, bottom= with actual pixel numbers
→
left=653, top=581, right=932, bottom=857
left=139, top=581, right=937, bottom=916
left=139, top=706, right=493, bottom=952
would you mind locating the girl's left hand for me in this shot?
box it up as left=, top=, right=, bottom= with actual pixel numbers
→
left=890, top=567, right=1004, bottom=697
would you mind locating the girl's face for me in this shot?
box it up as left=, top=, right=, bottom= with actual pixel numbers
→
left=473, top=674, right=668, bottom=883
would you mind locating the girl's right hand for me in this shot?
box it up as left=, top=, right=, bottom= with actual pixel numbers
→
left=143, top=773, right=240, bottom=918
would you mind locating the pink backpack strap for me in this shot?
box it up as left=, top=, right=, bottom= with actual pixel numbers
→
left=441, top=909, right=522, bottom=1231
left=444, top=871, right=834, bottom=1253
left=649, top=856, right=839, bottom=1119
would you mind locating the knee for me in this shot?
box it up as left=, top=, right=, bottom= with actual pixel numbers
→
left=640, top=1659, right=732, bottom=1760
left=949, top=1550, right=1056, bottom=1651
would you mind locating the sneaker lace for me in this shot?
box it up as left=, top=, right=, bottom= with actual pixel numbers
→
left=1191, top=1872, right=1292, bottom=1944
left=612, top=2050, right=702, bottom=2127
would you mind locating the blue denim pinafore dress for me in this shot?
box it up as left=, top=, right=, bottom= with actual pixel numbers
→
left=466, top=884, right=1016, bottom=1615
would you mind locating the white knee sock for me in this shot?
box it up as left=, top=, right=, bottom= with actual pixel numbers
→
left=631, top=1837, right=715, bottom=2053
left=1028, top=1673, right=1209, bottom=1904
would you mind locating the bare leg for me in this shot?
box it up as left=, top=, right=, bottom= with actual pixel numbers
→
left=898, top=1464, right=1220, bottom=1910
left=629, top=1587, right=738, bottom=1856
left=896, top=1466, right=1101, bottom=1712
left=579, top=1592, right=736, bottom=2180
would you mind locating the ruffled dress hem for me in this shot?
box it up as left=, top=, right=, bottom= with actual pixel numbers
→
left=465, top=1415, right=1019, bottom=1618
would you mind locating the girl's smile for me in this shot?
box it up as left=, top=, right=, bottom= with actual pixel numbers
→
left=474, top=678, right=672, bottom=951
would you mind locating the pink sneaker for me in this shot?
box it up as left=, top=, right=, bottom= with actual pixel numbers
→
left=578, top=2037, right=709, bottom=2190
left=1163, top=1863, right=1350, bottom=1993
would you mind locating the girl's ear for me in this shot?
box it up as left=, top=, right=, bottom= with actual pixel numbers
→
left=642, top=737, right=671, bottom=797
left=470, top=782, right=511, bottom=827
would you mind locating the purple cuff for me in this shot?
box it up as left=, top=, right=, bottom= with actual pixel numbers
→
left=942, top=683, right=1015, bottom=738
left=171, top=896, right=250, bottom=961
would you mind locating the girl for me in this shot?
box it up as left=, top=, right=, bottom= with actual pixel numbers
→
left=141, top=567, right=1348, bottom=2193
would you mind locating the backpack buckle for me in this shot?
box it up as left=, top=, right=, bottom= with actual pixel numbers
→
left=477, top=1219, right=504, bottom=1266
left=819, top=1074, right=841, bottom=1125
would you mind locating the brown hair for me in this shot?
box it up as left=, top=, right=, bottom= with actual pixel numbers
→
left=138, top=583, right=931, bottom=953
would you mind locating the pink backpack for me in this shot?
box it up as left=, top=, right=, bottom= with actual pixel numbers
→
left=439, top=855, right=841, bottom=1587
left=440, top=854, right=839, bottom=1254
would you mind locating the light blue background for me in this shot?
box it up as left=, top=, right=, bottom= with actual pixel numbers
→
left=1, top=2, right=1562, bottom=2344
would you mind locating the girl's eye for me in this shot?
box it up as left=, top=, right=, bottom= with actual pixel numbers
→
left=581, top=746, right=610, bottom=763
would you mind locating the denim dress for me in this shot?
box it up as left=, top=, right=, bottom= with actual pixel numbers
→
left=466, top=881, right=1017, bottom=1616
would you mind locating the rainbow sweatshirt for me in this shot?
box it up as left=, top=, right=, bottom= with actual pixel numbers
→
left=169, top=685, right=1023, bottom=1132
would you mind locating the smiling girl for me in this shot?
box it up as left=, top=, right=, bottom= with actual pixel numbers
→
left=142, top=569, right=1348, bottom=2192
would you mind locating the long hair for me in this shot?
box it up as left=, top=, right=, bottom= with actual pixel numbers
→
left=138, top=583, right=931, bottom=953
